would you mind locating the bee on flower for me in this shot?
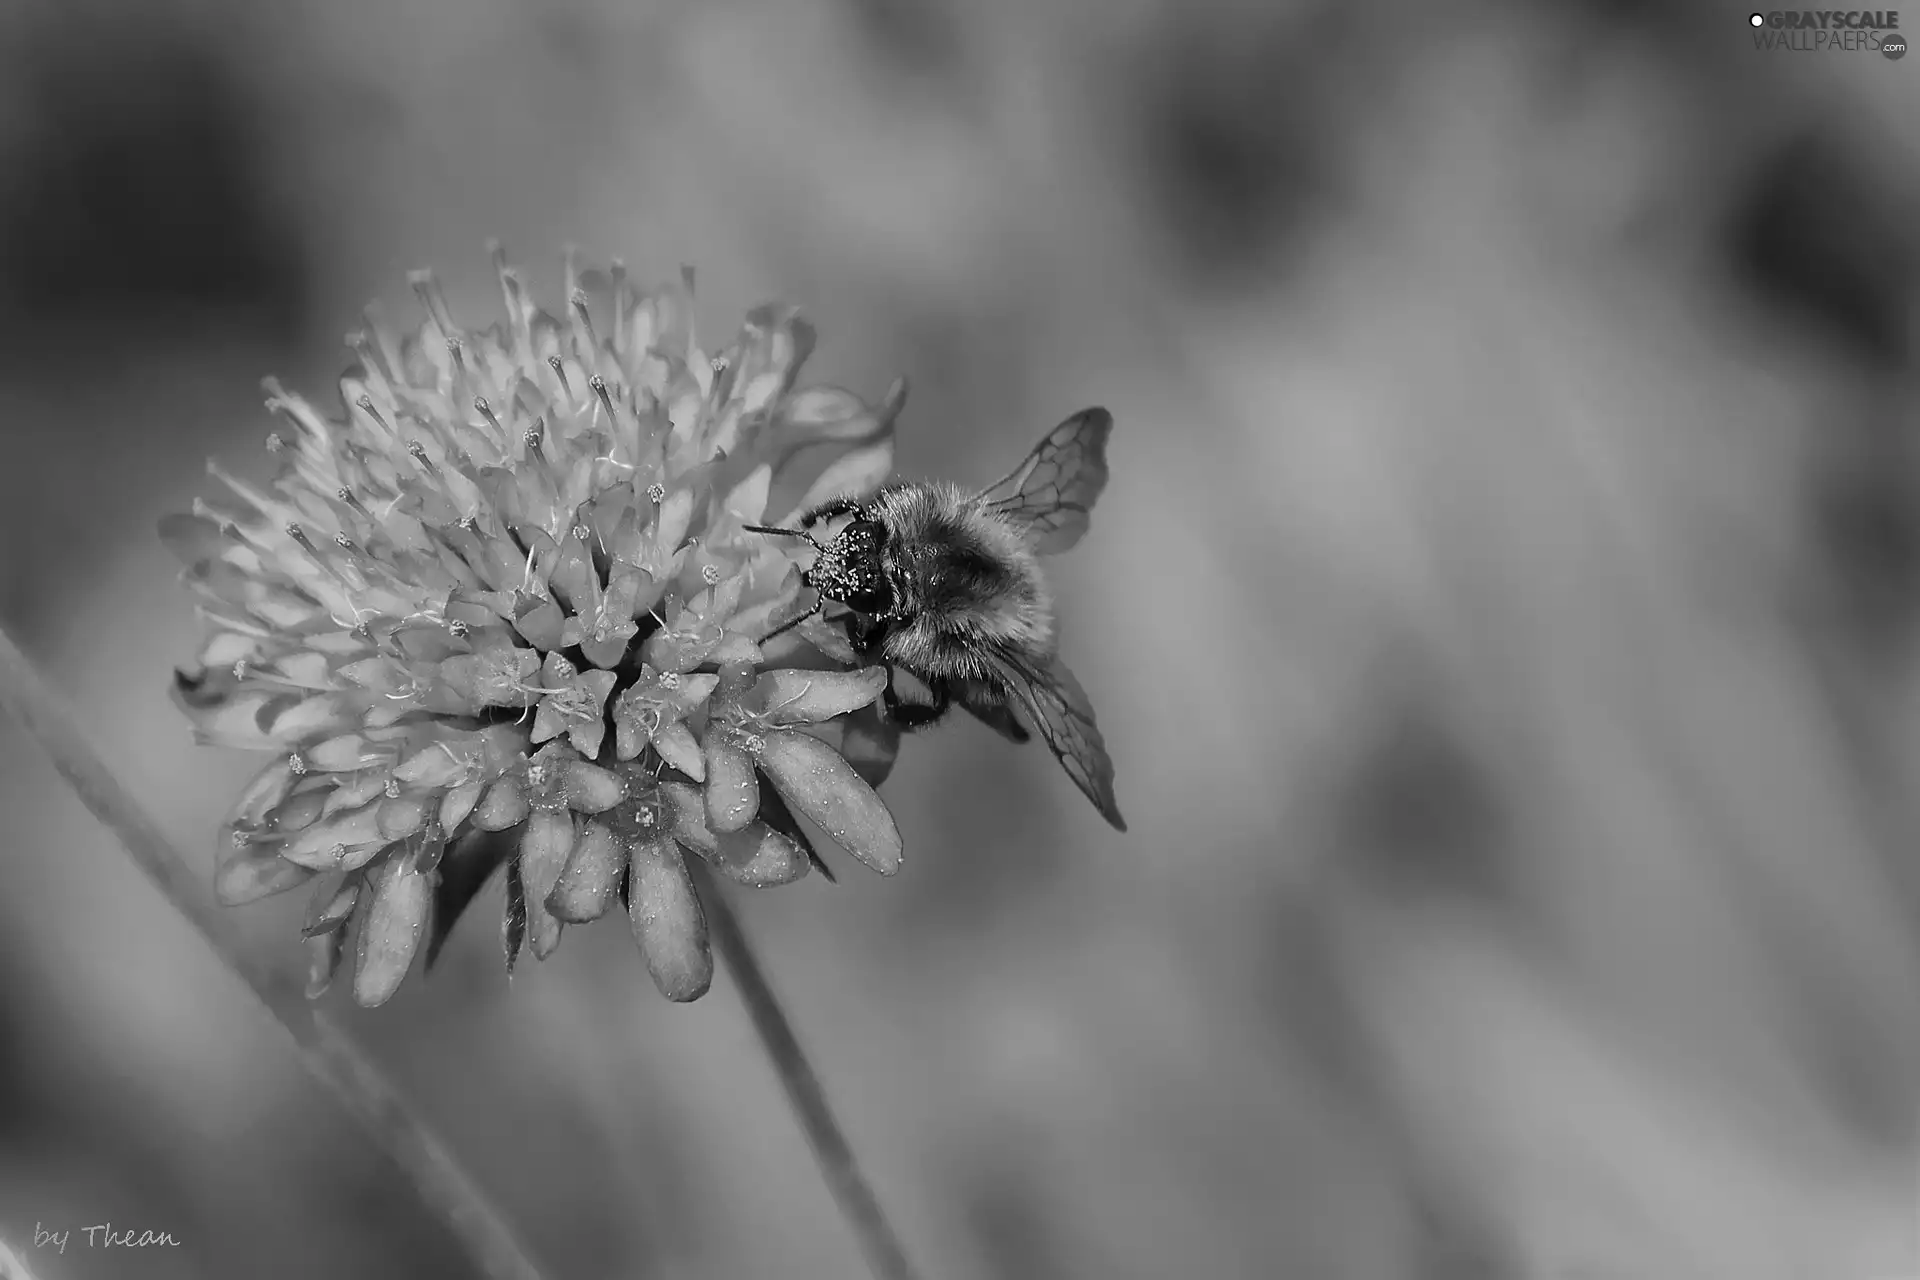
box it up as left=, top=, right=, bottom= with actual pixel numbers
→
left=166, top=248, right=920, bottom=1007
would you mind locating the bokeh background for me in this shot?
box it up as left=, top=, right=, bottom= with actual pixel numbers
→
left=1, top=0, right=1918, bottom=1276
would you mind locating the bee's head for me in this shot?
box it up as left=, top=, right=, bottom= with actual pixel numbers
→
left=809, top=518, right=892, bottom=615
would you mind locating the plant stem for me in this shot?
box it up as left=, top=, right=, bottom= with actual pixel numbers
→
left=698, top=869, right=923, bottom=1280
left=0, top=627, right=550, bottom=1280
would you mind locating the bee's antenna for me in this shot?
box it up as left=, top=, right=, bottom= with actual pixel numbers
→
left=743, top=524, right=822, bottom=549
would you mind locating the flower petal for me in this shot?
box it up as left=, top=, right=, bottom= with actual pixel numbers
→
left=774, top=385, right=887, bottom=445
left=565, top=714, right=608, bottom=760
left=722, top=464, right=773, bottom=525
left=267, top=695, right=355, bottom=743
left=562, top=760, right=627, bottom=812
left=158, top=512, right=227, bottom=566
left=512, top=600, right=569, bottom=654
left=175, top=684, right=292, bottom=750
left=439, top=780, right=484, bottom=831
left=530, top=698, right=570, bottom=745
left=306, top=734, right=386, bottom=772
left=794, top=615, right=860, bottom=665
left=393, top=742, right=473, bottom=789
left=280, top=802, right=389, bottom=869
left=519, top=809, right=573, bottom=960
left=472, top=778, right=531, bottom=830
left=709, top=822, right=811, bottom=888
left=424, top=828, right=514, bottom=970
left=223, top=755, right=300, bottom=832
left=755, top=666, right=889, bottom=726
left=300, top=871, right=362, bottom=936
left=703, top=736, right=759, bottom=834
left=626, top=837, right=711, bottom=1002
left=756, top=786, right=832, bottom=882
left=376, top=793, right=433, bottom=841
left=838, top=703, right=901, bottom=789
left=654, top=722, right=705, bottom=780
left=784, top=438, right=895, bottom=523
left=579, top=628, right=636, bottom=672
left=353, top=851, right=432, bottom=1007
left=306, top=929, right=348, bottom=999
left=710, top=632, right=762, bottom=666
left=216, top=843, right=316, bottom=905
left=440, top=646, right=540, bottom=708
left=755, top=729, right=901, bottom=874
left=270, top=786, right=333, bottom=834
left=548, top=819, right=624, bottom=923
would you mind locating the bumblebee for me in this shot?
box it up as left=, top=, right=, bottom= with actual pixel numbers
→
left=748, top=408, right=1124, bottom=830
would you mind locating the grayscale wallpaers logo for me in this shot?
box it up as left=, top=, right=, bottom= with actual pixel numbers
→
left=1748, top=9, right=1906, bottom=56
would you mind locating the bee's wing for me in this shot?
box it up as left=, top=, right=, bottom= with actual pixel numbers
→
left=975, top=407, right=1113, bottom=555
left=984, top=646, right=1126, bottom=831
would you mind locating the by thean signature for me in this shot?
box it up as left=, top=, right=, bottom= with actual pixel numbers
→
left=32, top=1221, right=182, bottom=1253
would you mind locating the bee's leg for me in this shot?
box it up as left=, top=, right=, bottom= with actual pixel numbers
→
left=846, top=614, right=887, bottom=653
left=884, top=675, right=951, bottom=730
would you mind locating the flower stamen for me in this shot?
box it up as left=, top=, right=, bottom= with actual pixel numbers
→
left=547, top=355, right=573, bottom=403
left=284, top=522, right=322, bottom=558
left=474, top=395, right=503, bottom=435
left=337, top=486, right=374, bottom=521
left=571, top=291, right=598, bottom=350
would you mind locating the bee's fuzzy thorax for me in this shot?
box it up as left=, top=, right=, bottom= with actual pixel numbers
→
left=870, top=481, right=1054, bottom=676
left=778, top=405, right=1121, bottom=829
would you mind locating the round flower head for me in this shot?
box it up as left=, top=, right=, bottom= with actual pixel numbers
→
left=165, top=247, right=911, bottom=1006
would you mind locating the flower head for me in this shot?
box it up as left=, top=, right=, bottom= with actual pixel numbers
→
left=167, top=248, right=909, bottom=1006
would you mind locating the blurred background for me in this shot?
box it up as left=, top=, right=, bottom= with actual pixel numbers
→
left=1, top=0, right=1918, bottom=1275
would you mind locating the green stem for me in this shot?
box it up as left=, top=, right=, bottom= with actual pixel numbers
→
left=0, top=626, right=550, bottom=1280
left=698, top=869, right=924, bottom=1280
